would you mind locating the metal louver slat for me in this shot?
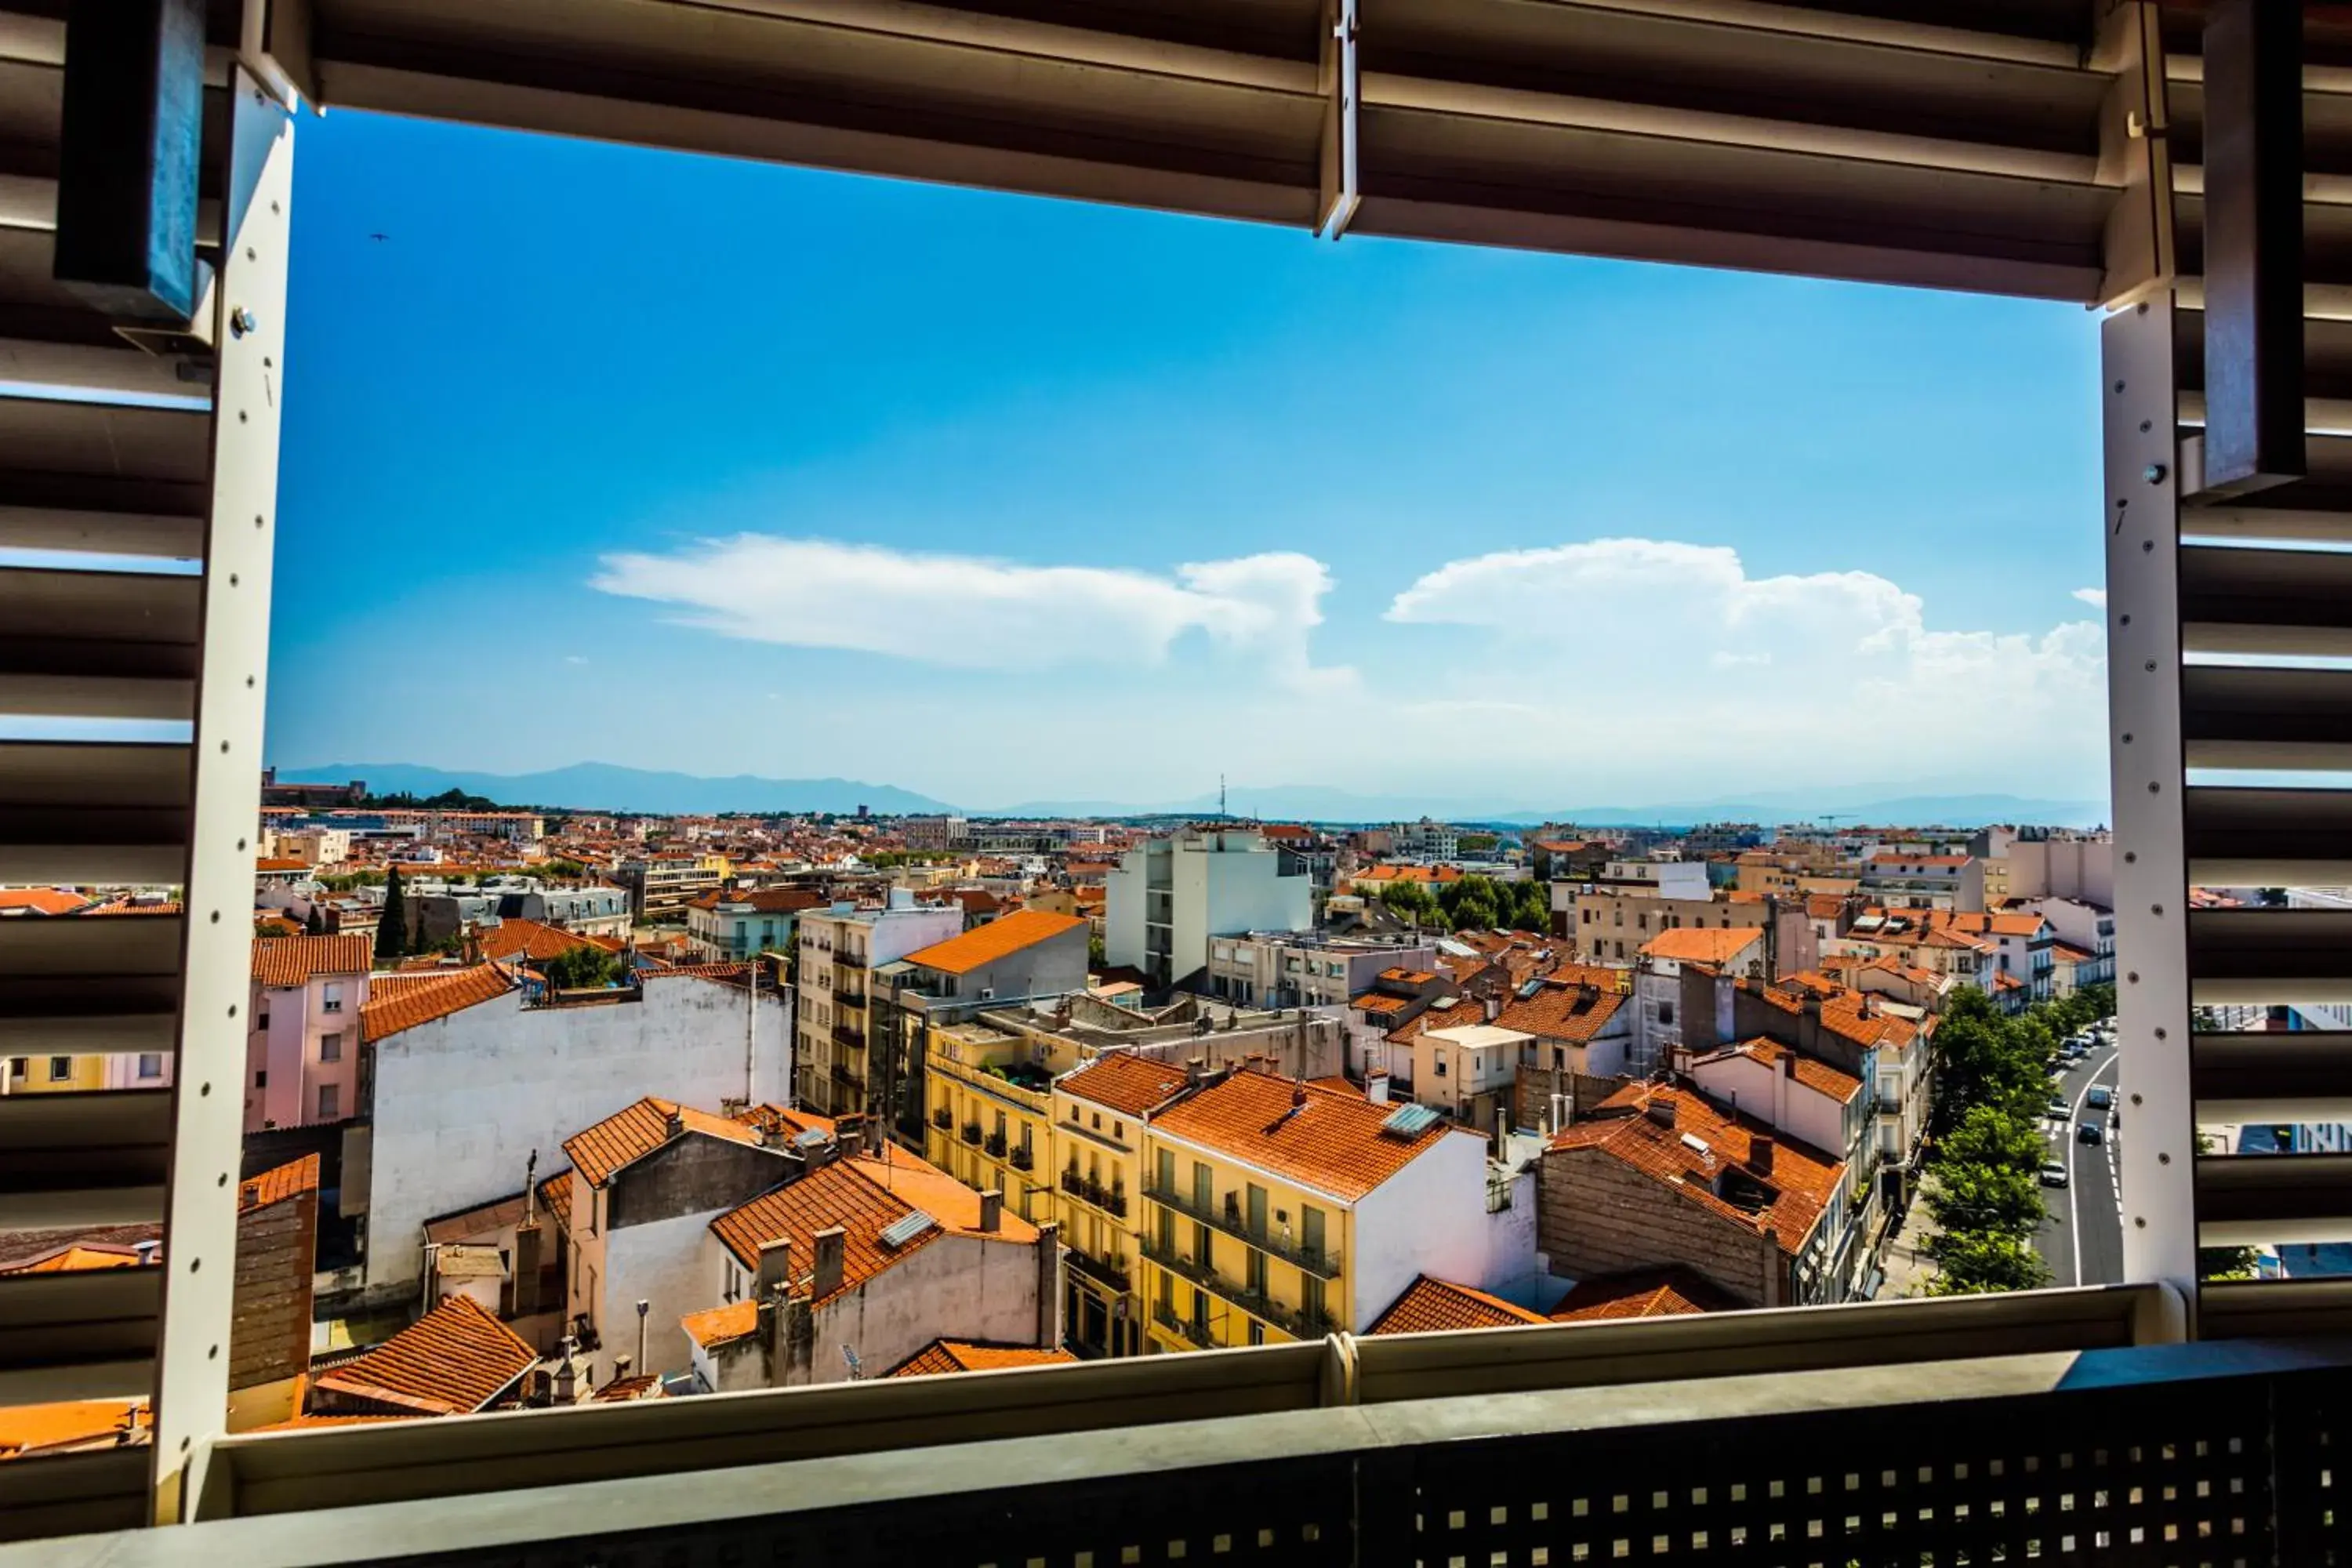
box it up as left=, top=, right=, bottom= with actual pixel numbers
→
left=0, top=1267, right=162, bottom=1403
left=2180, top=665, right=2352, bottom=770
left=2198, top=1153, right=2352, bottom=1247
left=2192, top=1033, right=2352, bottom=1124
left=2188, top=908, right=2352, bottom=1006
left=2183, top=786, right=2352, bottom=884
left=0, top=506, right=205, bottom=560
left=0, top=916, right=186, bottom=1052
left=0, top=739, right=191, bottom=885
left=2178, top=543, right=2352, bottom=658
left=0, top=566, right=201, bottom=723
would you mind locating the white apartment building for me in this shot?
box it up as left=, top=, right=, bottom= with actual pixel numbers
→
left=795, top=892, right=963, bottom=1116
left=1395, top=818, right=1460, bottom=862
left=1105, top=829, right=1312, bottom=989
left=1203, top=933, right=1439, bottom=1010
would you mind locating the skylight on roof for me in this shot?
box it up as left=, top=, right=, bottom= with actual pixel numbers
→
left=790, top=1127, right=829, bottom=1150
left=1381, top=1103, right=1443, bottom=1139
left=878, top=1210, right=939, bottom=1250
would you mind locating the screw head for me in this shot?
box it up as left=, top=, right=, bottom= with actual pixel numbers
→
left=2145, top=463, right=2168, bottom=485
left=230, top=307, right=258, bottom=337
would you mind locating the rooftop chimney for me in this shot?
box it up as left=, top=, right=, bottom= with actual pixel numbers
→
left=978, top=1189, right=1003, bottom=1232
left=812, top=1226, right=846, bottom=1298
left=551, top=1336, right=583, bottom=1405
left=1185, top=1055, right=1207, bottom=1085
left=1751, top=1134, right=1776, bottom=1174
left=664, top=1106, right=686, bottom=1140
left=1780, top=1051, right=1797, bottom=1078
left=1366, top=1069, right=1389, bottom=1105
left=1483, top=995, right=1501, bottom=1023
left=758, top=1236, right=793, bottom=1297
left=1291, top=1079, right=1308, bottom=1109
left=1644, top=1094, right=1678, bottom=1129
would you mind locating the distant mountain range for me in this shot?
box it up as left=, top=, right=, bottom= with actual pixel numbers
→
left=276, top=762, right=954, bottom=816
left=277, top=763, right=2109, bottom=829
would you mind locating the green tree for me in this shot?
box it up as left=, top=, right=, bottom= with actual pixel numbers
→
left=542, top=945, right=622, bottom=989
left=1925, top=1161, right=2045, bottom=1239
left=1929, top=1230, right=2053, bottom=1295
left=1381, top=880, right=1438, bottom=925
left=1939, top=1102, right=2046, bottom=1176
left=1451, top=884, right=1501, bottom=933
left=375, top=866, right=408, bottom=965
left=1087, top=933, right=1107, bottom=970
left=304, top=905, right=326, bottom=936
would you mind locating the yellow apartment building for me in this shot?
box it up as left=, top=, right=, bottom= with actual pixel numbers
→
left=1137, top=1069, right=1489, bottom=1353
left=924, top=1017, right=1058, bottom=1224
left=1051, top=1052, right=1190, bottom=1359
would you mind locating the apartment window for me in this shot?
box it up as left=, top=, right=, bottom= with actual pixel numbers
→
left=1434, top=1054, right=1448, bottom=1079
left=1156, top=1149, right=1175, bottom=1195
left=48, top=1056, right=72, bottom=1081
left=6, top=1058, right=24, bottom=1080
left=1112, top=1120, right=1123, bottom=1139
left=319, top=1032, right=343, bottom=1063
left=317, top=1083, right=339, bottom=1119
left=1658, top=1002, right=1675, bottom=1027
left=1192, top=1221, right=1210, bottom=1266
left=1191, top=1160, right=1213, bottom=1214
left=136, top=1053, right=164, bottom=1080
left=257, top=1011, right=269, bottom=1031
left=1248, top=1320, right=1265, bottom=1346
left=1246, top=1247, right=1267, bottom=1296
left=322, top=982, right=343, bottom=1013
left=1247, top=1183, right=1268, bottom=1240
left=255, top=1069, right=267, bottom=1088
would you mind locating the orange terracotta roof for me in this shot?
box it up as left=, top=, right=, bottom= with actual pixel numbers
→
left=708, top=1162, right=940, bottom=1304
left=80, top=898, right=180, bottom=916
left=251, top=934, right=371, bottom=988
left=254, top=915, right=302, bottom=937
left=0, top=1399, right=149, bottom=1459
left=245, top=1412, right=409, bottom=1432
left=735, top=1103, right=839, bottom=1142
left=0, top=888, right=90, bottom=916
left=255, top=857, right=311, bottom=872
left=1150, top=1067, right=1471, bottom=1204
left=1352, top=992, right=1414, bottom=1016
left=564, top=1097, right=766, bottom=1188
left=310, top=1295, right=536, bottom=1416
left=1639, top=927, right=1763, bottom=964
left=902, top=909, right=1085, bottom=976
left=1549, top=1267, right=1741, bottom=1323
left=0, top=1243, right=150, bottom=1275
left=536, top=1169, right=575, bottom=1234
left=1059, top=1052, right=1191, bottom=1117
left=1694, top=1039, right=1863, bottom=1105
left=1548, top=1087, right=1842, bottom=1256
left=1368, top=1276, right=1548, bottom=1334
left=360, top=964, right=513, bottom=1044
left=844, top=1152, right=1040, bottom=1241
left=887, top=1339, right=1078, bottom=1377
left=477, top=919, right=619, bottom=964
left=1496, top=976, right=1628, bottom=1044
left=682, top=1299, right=758, bottom=1348
left=1377, top=967, right=1438, bottom=985
left=1385, top=993, right=1484, bottom=1046
left=240, top=1152, right=321, bottom=1211
left=591, top=1374, right=664, bottom=1402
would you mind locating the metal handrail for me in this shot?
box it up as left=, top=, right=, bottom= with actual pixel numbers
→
left=1143, top=1181, right=1342, bottom=1278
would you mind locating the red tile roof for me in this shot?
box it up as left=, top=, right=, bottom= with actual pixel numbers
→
left=1548, top=1087, right=1842, bottom=1256
left=1549, top=1267, right=1741, bottom=1323
left=1368, top=1276, right=1548, bottom=1334
left=0, top=1399, right=149, bottom=1459
left=1, top=1243, right=150, bottom=1276
left=477, top=919, right=619, bottom=964
left=360, top=964, right=514, bottom=1044
left=887, top=1339, right=1077, bottom=1377
left=1352, top=992, right=1414, bottom=1016
left=902, top=909, right=1085, bottom=975
left=310, top=1295, right=536, bottom=1416
left=79, top=898, right=180, bottom=916
left=536, top=1169, right=574, bottom=1234
left=1693, top=1038, right=1863, bottom=1105
left=240, top=1153, right=321, bottom=1211
left=563, top=1097, right=766, bottom=1188
left=0, top=888, right=90, bottom=916
left=1495, top=974, right=1628, bottom=1044
left=1639, top=927, right=1763, bottom=964
left=251, top=934, right=371, bottom=988
left=1058, top=1052, right=1191, bottom=1118
left=681, top=1299, right=757, bottom=1348
left=1150, top=1067, right=1471, bottom=1204
left=707, top=1162, right=938, bottom=1305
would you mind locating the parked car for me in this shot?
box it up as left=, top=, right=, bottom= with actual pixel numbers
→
left=2078, top=1121, right=2104, bottom=1146
left=2087, top=1086, right=2113, bottom=1111
left=2040, top=1161, right=2071, bottom=1188
left=2047, top=1097, right=2071, bottom=1120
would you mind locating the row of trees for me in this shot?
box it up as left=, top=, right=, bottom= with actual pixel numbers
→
left=370, top=866, right=461, bottom=963
left=1379, top=873, right=1552, bottom=935
left=1923, top=983, right=2114, bottom=1294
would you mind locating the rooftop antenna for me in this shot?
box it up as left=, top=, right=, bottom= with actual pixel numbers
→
left=1220, top=775, right=1228, bottom=820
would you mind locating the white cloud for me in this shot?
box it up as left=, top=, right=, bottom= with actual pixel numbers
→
left=2073, top=587, right=2107, bottom=609
left=564, top=655, right=589, bottom=665
left=1385, top=536, right=2107, bottom=792
left=593, top=536, right=1352, bottom=691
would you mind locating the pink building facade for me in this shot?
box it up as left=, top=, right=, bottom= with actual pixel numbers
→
left=245, top=935, right=372, bottom=1132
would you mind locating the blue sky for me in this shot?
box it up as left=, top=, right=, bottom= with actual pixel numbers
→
left=268, top=108, right=2109, bottom=813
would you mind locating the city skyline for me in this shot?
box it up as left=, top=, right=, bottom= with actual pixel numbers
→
left=268, top=109, right=2107, bottom=806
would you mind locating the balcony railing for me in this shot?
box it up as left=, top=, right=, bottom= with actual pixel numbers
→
left=1059, top=1170, right=1129, bottom=1218
left=1009, top=1145, right=1034, bottom=1171
left=832, top=1022, right=863, bottom=1048
left=1143, top=1181, right=1342, bottom=1278
left=1149, top=1301, right=1216, bottom=1351
left=961, top=1121, right=982, bottom=1145
left=931, top=1106, right=953, bottom=1131
left=1065, top=1246, right=1130, bottom=1294
left=984, top=1131, right=1009, bottom=1158
left=1142, top=1239, right=1338, bottom=1342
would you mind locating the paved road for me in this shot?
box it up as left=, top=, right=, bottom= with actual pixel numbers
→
left=2034, top=1042, right=2123, bottom=1287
